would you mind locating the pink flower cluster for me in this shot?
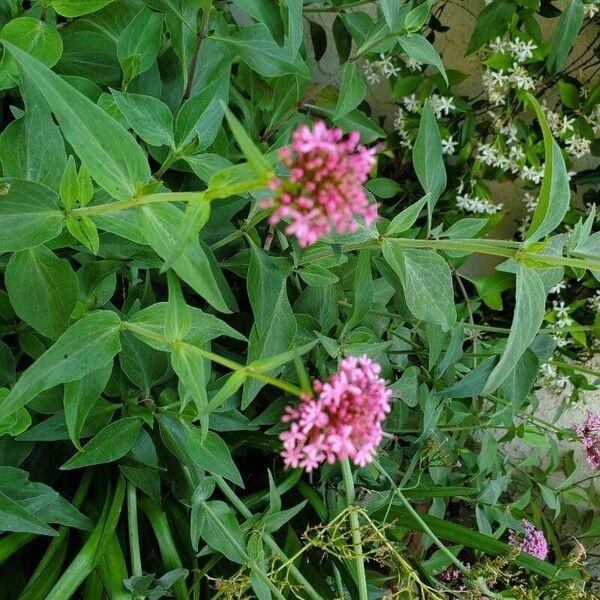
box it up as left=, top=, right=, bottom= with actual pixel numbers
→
left=263, top=121, right=377, bottom=247
left=279, top=356, right=392, bottom=472
left=509, top=520, right=548, bottom=560
left=574, top=412, right=600, bottom=469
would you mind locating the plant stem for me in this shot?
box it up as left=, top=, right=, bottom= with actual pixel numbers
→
left=340, top=458, right=369, bottom=600
left=214, top=476, right=323, bottom=600
left=71, top=192, right=206, bottom=217
left=123, top=322, right=305, bottom=398
left=372, top=460, right=467, bottom=575
left=127, top=481, right=143, bottom=578
left=183, top=1, right=213, bottom=101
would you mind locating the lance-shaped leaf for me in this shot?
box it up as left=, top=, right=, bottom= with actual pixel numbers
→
left=413, top=103, right=446, bottom=230
left=522, top=94, right=570, bottom=247
left=382, top=241, right=456, bottom=331
left=3, top=42, right=150, bottom=200
left=0, top=311, right=122, bottom=419
left=482, top=264, right=546, bottom=394
left=0, top=178, right=64, bottom=253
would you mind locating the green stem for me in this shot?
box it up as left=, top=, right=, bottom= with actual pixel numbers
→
left=71, top=192, right=206, bottom=217
left=372, top=460, right=467, bottom=576
left=123, top=322, right=304, bottom=398
left=183, top=0, right=213, bottom=101
left=138, top=500, right=187, bottom=600
left=213, top=476, right=323, bottom=600
left=550, top=359, right=600, bottom=378
left=127, top=481, right=143, bottom=578
left=340, top=459, right=369, bottom=600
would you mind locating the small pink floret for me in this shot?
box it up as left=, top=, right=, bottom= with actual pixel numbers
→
left=263, top=121, right=378, bottom=247
left=279, top=356, right=392, bottom=472
left=574, top=412, right=600, bottom=469
left=509, top=520, right=548, bottom=560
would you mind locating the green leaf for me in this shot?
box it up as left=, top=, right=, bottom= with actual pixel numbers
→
left=413, top=103, right=446, bottom=229
left=398, top=34, right=447, bottom=83
left=403, top=0, right=436, bottom=32
left=61, top=417, right=142, bottom=469
left=60, top=156, right=79, bottom=210
left=111, top=90, right=175, bottom=147
left=127, top=303, right=245, bottom=352
left=157, top=415, right=243, bottom=486
left=215, top=24, right=309, bottom=78
left=63, top=363, right=113, bottom=450
left=334, top=61, right=366, bottom=121
left=0, top=490, right=57, bottom=536
left=196, top=500, right=247, bottom=564
left=547, top=0, right=584, bottom=74
left=171, top=344, right=210, bottom=432
left=380, top=0, right=402, bottom=29
left=174, top=45, right=230, bottom=149
left=5, top=246, right=79, bottom=340
left=0, top=17, right=63, bottom=68
left=297, top=264, right=339, bottom=287
left=438, top=357, right=496, bottom=399
left=231, top=0, right=284, bottom=44
left=386, top=194, right=428, bottom=236
left=0, top=78, right=67, bottom=191
left=165, top=271, right=191, bottom=340
left=160, top=199, right=211, bottom=272
left=243, top=283, right=296, bottom=408
left=4, top=42, right=150, bottom=200
left=223, top=105, right=271, bottom=179
left=48, top=0, right=114, bottom=17
left=138, top=202, right=236, bottom=313
left=0, top=178, right=64, bottom=252
left=119, top=332, right=169, bottom=395
left=482, top=264, right=546, bottom=394
left=466, top=0, right=516, bottom=54
left=382, top=242, right=457, bottom=331
left=365, top=177, right=401, bottom=199
left=522, top=93, right=570, bottom=246
left=66, top=215, right=100, bottom=254
left=0, top=311, right=122, bottom=420
left=343, top=250, right=373, bottom=333
left=117, top=7, right=164, bottom=82
left=558, top=80, right=579, bottom=109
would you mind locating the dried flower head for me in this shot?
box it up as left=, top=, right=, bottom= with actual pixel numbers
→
left=509, top=520, right=549, bottom=560
left=574, top=412, right=600, bottom=469
left=279, top=355, right=392, bottom=472
left=263, top=121, right=377, bottom=247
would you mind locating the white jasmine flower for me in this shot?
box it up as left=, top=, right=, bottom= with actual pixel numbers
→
left=548, top=280, right=566, bottom=295
left=565, top=134, right=591, bottom=158
left=508, top=64, right=535, bottom=90
left=521, top=165, right=544, bottom=184
left=477, top=143, right=499, bottom=166
left=402, top=94, right=420, bottom=113
left=540, top=363, right=557, bottom=378
left=552, top=300, right=569, bottom=319
left=559, top=115, right=575, bottom=135
left=556, top=316, right=574, bottom=329
left=489, top=36, right=508, bottom=54
left=588, top=290, right=600, bottom=311
left=441, top=136, right=457, bottom=155
left=405, top=56, right=423, bottom=72
left=508, top=37, right=537, bottom=62
left=584, top=1, right=599, bottom=18
left=379, top=53, right=400, bottom=78
left=523, top=192, right=538, bottom=213
left=430, top=94, right=456, bottom=118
